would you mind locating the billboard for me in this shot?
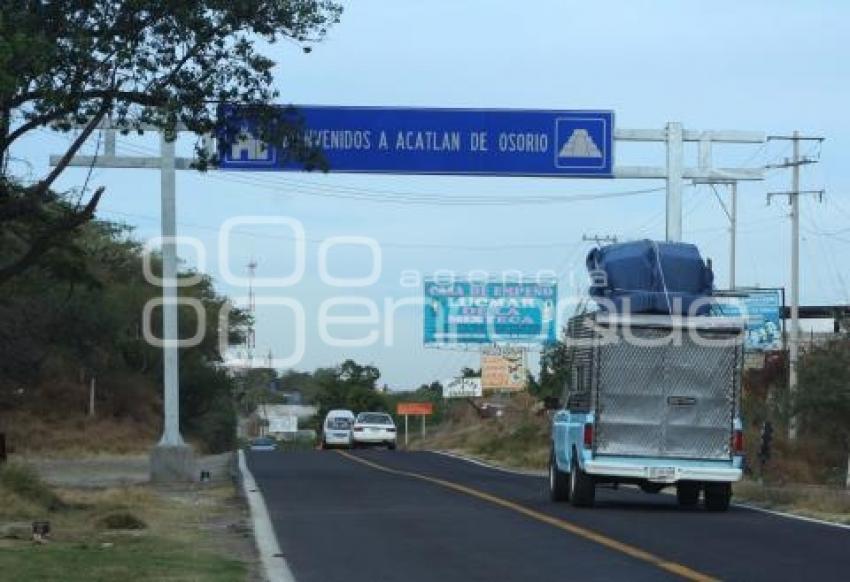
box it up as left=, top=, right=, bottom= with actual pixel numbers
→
left=713, top=288, right=784, bottom=351
left=268, top=415, right=298, bottom=434
left=481, top=348, right=527, bottom=392
left=423, top=279, right=557, bottom=345
left=442, top=377, right=483, bottom=399
left=218, top=105, right=614, bottom=177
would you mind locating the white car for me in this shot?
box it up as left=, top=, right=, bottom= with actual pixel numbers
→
left=321, top=409, right=355, bottom=449
left=351, top=412, right=397, bottom=450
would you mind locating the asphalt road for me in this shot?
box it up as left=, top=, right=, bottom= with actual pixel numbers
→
left=247, top=449, right=850, bottom=582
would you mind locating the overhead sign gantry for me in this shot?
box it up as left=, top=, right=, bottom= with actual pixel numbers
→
left=218, top=105, right=615, bottom=177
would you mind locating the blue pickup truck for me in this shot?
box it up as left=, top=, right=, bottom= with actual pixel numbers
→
left=549, top=311, right=745, bottom=511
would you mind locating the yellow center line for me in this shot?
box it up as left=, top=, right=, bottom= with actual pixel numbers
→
left=336, top=450, right=718, bottom=582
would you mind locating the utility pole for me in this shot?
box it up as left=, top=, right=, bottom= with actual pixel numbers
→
left=246, top=259, right=257, bottom=367
left=766, top=131, right=825, bottom=440
left=692, top=179, right=738, bottom=289
left=582, top=234, right=619, bottom=246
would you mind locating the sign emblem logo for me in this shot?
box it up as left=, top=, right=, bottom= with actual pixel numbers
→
left=558, top=129, right=603, bottom=158
left=554, top=117, right=608, bottom=169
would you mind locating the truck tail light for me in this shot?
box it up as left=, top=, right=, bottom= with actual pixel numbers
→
left=732, top=429, right=744, bottom=454
left=583, top=423, right=593, bottom=449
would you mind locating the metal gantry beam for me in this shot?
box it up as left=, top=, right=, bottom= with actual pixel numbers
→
left=53, top=122, right=767, bottom=246
left=615, top=126, right=765, bottom=242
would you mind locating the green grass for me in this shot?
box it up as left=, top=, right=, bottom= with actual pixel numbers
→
left=0, top=536, right=246, bottom=582
left=0, top=463, right=65, bottom=511
left=0, top=463, right=250, bottom=581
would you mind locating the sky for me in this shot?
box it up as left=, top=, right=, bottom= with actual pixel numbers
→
left=12, top=0, right=850, bottom=388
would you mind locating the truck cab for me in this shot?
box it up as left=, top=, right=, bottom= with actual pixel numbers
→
left=549, top=312, right=745, bottom=511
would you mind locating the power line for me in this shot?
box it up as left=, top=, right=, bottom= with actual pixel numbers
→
left=97, top=208, right=596, bottom=252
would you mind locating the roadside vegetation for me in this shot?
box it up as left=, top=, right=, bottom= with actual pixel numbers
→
left=0, top=462, right=252, bottom=581
left=0, top=219, right=250, bottom=456
left=412, top=393, right=549, bottom=470
left=732, top=480, right=850, bottom=525
left=1, top=1, right=344, bottom=457
left=741, top=337, right=850, bottom=487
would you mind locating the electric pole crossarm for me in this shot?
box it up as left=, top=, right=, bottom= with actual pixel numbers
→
left=765, top=159, right=819, bottom=170
left=767, top=190, right=825, bottom=204
left=582, top=234, right=619, bottom=245
left=767, top=135, right=825, bottom=142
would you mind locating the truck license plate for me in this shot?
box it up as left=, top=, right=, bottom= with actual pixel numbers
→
left=648, top=467, right=676, bottom=482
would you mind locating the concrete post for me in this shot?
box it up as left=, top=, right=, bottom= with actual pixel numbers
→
left=151, top=132, right=193, bottom=482
left=789, top=131, right=800, bottom=441
left=730, top=182, right=737, bottom=289
left=665, top=122, right=684, bottom=242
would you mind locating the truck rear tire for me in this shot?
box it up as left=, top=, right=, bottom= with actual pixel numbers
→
left=549, top=450, right=571, bottom=502
left=569, top=455, right=595, bottom=507
left=704, top=482, right=732, bottom=512
left=676, top=482, right=700, bottom=507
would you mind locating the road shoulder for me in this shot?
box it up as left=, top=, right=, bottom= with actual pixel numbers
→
left=238, top=450, right=296, bottom=582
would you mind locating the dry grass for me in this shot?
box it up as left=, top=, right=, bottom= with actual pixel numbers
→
left=2, top=411, right=159, bottom=457
left=413, top=394, right=550, bottom=470
left=734, top=480, right=850, bottom=524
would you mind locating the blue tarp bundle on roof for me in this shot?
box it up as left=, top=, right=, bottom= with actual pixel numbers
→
left=586, top=240, right=714, bottom=315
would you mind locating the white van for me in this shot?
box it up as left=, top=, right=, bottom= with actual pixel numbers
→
left=321, top=409, right=355, bottom=449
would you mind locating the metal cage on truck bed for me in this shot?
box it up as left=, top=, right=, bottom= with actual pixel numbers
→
left=565, top=312, right=745, bottom=461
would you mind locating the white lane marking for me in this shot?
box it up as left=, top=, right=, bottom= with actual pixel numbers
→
left=731, top=502, right=850, bottom=530
left=238, top=450, right=297, bottom=582
left=430, top=450, right=546, bottom=477
left=430, top=450, right=850, bottom=530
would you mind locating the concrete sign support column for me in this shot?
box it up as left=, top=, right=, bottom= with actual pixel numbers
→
left=665, top=122, right=684, bottom=242
left=150, top=132, right=194, bottom=482
left=51, top=124, right=195, bottom=482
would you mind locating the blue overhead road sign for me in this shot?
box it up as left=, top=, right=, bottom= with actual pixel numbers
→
left=218, top=105, right=614, bottom=177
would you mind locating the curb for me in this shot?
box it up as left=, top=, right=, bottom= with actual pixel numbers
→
left=237, top=450, right=296, bottom=582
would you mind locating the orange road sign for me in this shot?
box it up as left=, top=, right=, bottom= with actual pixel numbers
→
left=396, top=402, right=434, bottom=416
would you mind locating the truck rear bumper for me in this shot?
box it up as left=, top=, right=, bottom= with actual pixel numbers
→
left=583, top=459, right=742, bottom=483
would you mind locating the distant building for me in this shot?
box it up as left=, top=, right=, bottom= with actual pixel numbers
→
left=281, top=389, right=303, bottom=404
left=252, top=404, right=318, bottom=440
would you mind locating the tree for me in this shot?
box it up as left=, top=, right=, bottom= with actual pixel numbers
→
left=0, top=1, right=342, bottom=284
left=337, top=359, right=380, bottom=389
left=795, top=338, right=850, bottom=481
left=530, top=339, right=572, bottom=400
left=0, top=215, right=251, bottom=452
left=311, top=360, right=388, bottom=427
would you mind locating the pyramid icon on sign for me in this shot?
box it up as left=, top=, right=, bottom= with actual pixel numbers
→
left=558, top=129, right=602, bottom=158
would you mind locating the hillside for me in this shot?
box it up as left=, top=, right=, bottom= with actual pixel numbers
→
left=411, top=394, right=550, bottom=470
